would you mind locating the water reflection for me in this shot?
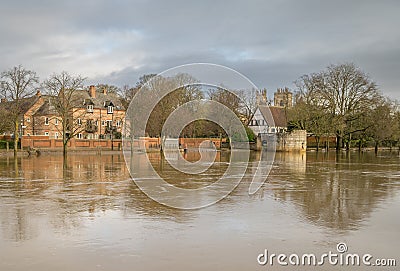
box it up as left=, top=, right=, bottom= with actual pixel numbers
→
left=0, top=154, right=196, bottom=241
left=266, top=151, right=400, bottom=232
left=0, top=151, right=398, bottom=270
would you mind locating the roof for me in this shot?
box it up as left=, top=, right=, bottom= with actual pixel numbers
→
left=258, top=105, right=287, bottom=127
left=0, top=95, right=40, bottom=115
left=33, top=96, right=58, bottom=116
left=33, top=90, right=125, bottom=116
left=72, top=89, right=124, bottom=110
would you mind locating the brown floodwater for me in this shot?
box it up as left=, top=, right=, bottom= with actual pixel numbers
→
left=0, top=151, right=398, bottom=270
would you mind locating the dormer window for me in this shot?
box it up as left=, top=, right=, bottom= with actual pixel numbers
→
left=87, top=104, right=94, bottom=113
left=104, top=101, right=114, bottom=114
left=107, top=105, right=113, bottom=114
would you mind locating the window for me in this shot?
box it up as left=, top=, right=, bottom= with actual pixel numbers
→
left=107, top=105, right=113, bottom=114
left=116, top=120, right=121, bottom=127
left=55, top=118, right=58, bottom=125
left=77, top=133, right=82, bottom=139
left=95, top=120, right=99, bottom=126
left=55, top=132, right=59, bottom=139
left=44, top=132, right=49, bottom=136
left=101, top=120, right=105, bottom=126
left=77, top=118, right=82, bottom=125
left=26, top=117, right=30, bottom=123
left=45, top=117, right=49, bottom=125
left=106, top=120, right=112, bottom=128
left=270, top=128, right=276, bottom=133
left=87, top=104, right=94, bottom=113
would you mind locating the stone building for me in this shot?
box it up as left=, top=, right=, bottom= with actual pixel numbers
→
left=250, top=88, right=306, bottom=151
left=274, top=87, right=293, bottom=108
left=256, top=88, right=269, bottom=106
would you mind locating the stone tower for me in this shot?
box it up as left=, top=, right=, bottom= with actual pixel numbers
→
left=274, top=88, right=293, bottom=107
left=256, top=88, right=268, bottom=105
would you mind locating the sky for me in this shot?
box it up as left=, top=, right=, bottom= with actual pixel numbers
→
left=1, top=0, right=399, bottom=100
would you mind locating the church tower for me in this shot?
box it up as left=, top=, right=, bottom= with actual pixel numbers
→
left=274, top=87, right=293, bottom=107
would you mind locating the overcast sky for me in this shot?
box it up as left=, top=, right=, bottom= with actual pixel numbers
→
left=1, top=0, right=399, bottom=99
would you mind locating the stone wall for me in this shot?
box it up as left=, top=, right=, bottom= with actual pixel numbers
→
left=255, top=130, right=307, bottom=152
left=276, top=130, right=307, bottom=152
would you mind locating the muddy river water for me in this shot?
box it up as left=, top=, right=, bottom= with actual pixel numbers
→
left=0, top=151, right=398, bottom=270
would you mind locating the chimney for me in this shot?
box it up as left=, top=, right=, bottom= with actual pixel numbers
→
left=1, top=98, right=7, bottom=103
left=102, top=87, right=107, bottom=95
left=35, top=90, right=41, bottom=97
left=89, top=85, right=96, bottom=98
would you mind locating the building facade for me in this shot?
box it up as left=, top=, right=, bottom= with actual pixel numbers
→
left=274, top=87, right=293, bottom=108
left=248, top=105, right=288, bottom=136
left=17, top=85, right=125, bottom=140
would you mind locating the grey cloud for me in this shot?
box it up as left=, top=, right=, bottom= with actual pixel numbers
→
left=0, top=0, right=399, bottom=99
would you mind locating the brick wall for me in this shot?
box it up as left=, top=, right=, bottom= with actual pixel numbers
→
left=23, top=97, right=45, bottom=136
left=307, top=135, right=336, bottom=148
left=179, top=138, right=225, bottom=149
left=21, top=136, right=226, bottom=151
left=21, top=136, right=122, bottom=150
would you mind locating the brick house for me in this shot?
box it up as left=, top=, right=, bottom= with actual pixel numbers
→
left=4, top=85, right=125, bottom=141
left=0, top=90, right=44, bottom=137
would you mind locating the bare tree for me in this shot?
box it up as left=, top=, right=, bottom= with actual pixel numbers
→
left=0, top=108, right=13, bottom=134
left=322, top=63, right=381, bottom=149
left=136, top=74, right=158, bottom=89
left=0, top=65, right=39, bottom=156
left=94, top=83, right=120, bottom=94
left=394, top=109, right=400, bottom=151
left=208, top=86, right=241, bottom=116
left=237, top=87, right=258, bottom=125
left=294, top=63, right=381, bottom=150
left=145, top=74, right=203, bottom=138
left=120, top=85, right=137, bottom=109
left=120, top=74, right=157, bottom=110
left=43, top=72, right=85, bottom=157
left=289, top=82, right=337, bottom=151
left=366, top=99, right=396, bottom=154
